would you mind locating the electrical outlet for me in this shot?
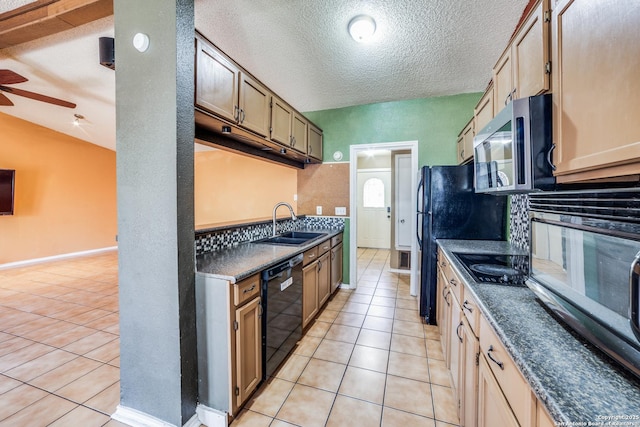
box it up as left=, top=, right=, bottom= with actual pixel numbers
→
left=335, top=207, right=347, bottom=216
left=316, top=206, right=322, bottom=215
left=293, top=194, right=298, bottom=201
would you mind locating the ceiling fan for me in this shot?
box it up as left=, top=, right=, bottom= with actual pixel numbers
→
left=0, top=69, right=76, bottom=109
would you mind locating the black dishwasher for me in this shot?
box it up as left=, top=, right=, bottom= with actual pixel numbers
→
left=261, top=253, right=304, bottom=379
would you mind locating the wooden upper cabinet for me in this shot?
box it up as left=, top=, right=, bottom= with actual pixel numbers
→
left=457, top=118, right=474, bottom=164
left=292, top=112, right=308, bottom=155
left=196, top=35, right=239, bottom=122
left=239, top=73, right=271, bottom=137
left=474, top=85, right=494, bottom=133
left=270, top=96, right=292, bottom=146
left=308, top=124, right=323, bottom=160
left=512, top=0, right=550, bottom=99
left=552, top=0, right=640, bottom=181
left=492, top=0, right=550, bottom=115
left=492, top=48, right=513, bottom=115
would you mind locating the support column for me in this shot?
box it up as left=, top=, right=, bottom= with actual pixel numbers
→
left=113, top=1, right=197, bottom=425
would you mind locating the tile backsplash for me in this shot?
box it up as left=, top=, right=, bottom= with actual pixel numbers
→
left=195, top=216, right=346, bottom=255
left=509, top=194, right=530, bottom=252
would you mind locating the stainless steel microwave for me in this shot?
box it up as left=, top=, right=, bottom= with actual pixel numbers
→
left=528, top=189, right=640, bottom=379
left=474, top=94, right=555, bottom=194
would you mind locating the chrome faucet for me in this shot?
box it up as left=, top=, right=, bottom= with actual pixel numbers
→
left=272, top=202, right=297, bottom=236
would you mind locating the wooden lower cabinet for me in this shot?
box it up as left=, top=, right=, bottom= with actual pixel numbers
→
left=478, top=353, right=520, bottom=427
left=302, top=261, right=319, bottom=328
left=459, top=317, right=479, bottom=427
left=234, top=296, right=262, bottom=408
left=317, top=252, right=331, bottom=307
left=330, top=242, right=343, bottom=294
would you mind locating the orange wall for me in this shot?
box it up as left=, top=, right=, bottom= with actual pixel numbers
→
left=0, top=113, right=117, bottom=264
left=195, top=148, right=297, bottom=227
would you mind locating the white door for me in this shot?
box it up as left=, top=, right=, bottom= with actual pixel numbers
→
left=357, top=169, right=391, bottom=248
left=395, top=154, right=412, bottom=250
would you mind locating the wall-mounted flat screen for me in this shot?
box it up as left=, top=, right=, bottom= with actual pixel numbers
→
left=0, top=169, right=15, bottom=215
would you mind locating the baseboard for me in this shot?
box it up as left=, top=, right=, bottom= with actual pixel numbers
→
left=111, top=405, right=201, bottom=427
left=387, top=268, right=411, bottom=275
left=0, top=246, right=117, bottom=270
left=338, top=282, right=353, bottom=289
left=196, top=405, right=228, bottom=427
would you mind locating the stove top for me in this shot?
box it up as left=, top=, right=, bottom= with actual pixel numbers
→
left=453, top=253, right=529, bottom=287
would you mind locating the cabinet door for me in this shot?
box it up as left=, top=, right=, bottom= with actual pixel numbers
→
left=460, top=318, right=479, bottom=427
left=477, top=354, right=520, bottom=427
left=302, top=262, right=319, bottom=328
left=552, top=0, right=640, bottom=180
left=438, top=268, right=452, bottom=364
left=317, top=252, right=331, bottom=307
left=239, top=73, right=271, bottom=137
left=493, top=49, right=513, bottom=115
left=235, top=296, right=262, bottom=407
left=448, top=303, right=462, bottom=389
left=195, top=36, right=239, bottom=122
left=308, top=124, right=323, bottom=161
left=270, top=96, right=292, bottom=145
left=330, top=243, right=343, bottom=294
left=462, top=120, right=475, bottom=163
left=292, top=112, right=308, bottom=155
left=512, top=0, right=550, bottom=99
left=456, top=135, right=465, bottom=165
left=474, top=86, right=494, bottom=133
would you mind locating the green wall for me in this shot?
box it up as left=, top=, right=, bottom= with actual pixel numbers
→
left=304, top=92, right=482, bottom=167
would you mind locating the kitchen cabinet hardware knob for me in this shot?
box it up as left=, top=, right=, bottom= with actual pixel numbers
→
left=487, top=345, right=504, bottom=370
left=449, top=278, right=457, bottom=286
left=243, top=285, right=256, bottom=294
left=463, top=300, right=473, bottom=313
left=547, top=143, right=557, bottom=171
left=456, top=321, right=464, bottom=343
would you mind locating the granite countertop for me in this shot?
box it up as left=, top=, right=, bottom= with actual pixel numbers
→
left=196, top=227, right=343, bottom=283
left=438, top=239, right=640, bottom=425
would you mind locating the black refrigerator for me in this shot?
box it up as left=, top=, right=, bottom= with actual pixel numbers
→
left=417, top=164, right=508, bottom=324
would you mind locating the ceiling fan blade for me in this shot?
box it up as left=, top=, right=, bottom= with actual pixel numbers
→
left=0, top=70, right=28, bottom=85
left=0, top=85, right=76, bottom=109
left=0, top=93, right=14, bottom=106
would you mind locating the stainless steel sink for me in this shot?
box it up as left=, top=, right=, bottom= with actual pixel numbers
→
left=256, top=231, right=327, bottom=246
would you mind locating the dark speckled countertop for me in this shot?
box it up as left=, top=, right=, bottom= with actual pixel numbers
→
left=196, top=228, right=343, bottom=283
left=438, top=239, right=640, bottom=425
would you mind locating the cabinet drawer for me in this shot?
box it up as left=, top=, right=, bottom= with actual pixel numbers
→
left=461, top=285, right=480, bottom=337
left=233, top=274, right=261, bottom=307
left=303, top=246, right=319, bottom=266
left=331, top=233, right=343, bottom=247
left=318, top=240, right=331, bottom=256
left=479, top=315, right=535, bottom=427
left=443, top=262, right=463, bottom=306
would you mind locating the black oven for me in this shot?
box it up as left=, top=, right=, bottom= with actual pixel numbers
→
left=528, top=189, right=640, bottom=378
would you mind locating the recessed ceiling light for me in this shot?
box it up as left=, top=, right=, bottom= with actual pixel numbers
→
left=348, top=15, right=376, bottom=43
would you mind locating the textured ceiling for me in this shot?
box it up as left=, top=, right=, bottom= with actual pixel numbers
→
left=0, top=0, right=528, bottom=151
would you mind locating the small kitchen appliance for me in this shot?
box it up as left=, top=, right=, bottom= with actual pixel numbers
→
left=474, top=94, right=555, bottom=194
left=527, top=188, right=640, bottom=379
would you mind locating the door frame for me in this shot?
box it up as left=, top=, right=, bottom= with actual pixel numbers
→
left=349, top=141, right=419, bottom=296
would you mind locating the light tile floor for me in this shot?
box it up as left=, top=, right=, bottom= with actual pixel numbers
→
left=0, top=252, right=126, bottom=427
left=0, top=248, right=459, bottom=427
left=234, top=248, right=460, bottom=427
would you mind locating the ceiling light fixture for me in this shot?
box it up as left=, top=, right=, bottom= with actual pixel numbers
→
left=348, top=15, right=376, bottom=42
left=73, top=113, right=84, bottom=127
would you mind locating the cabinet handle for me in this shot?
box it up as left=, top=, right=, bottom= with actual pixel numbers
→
left=331, top=252, right=335, bottom=261
left=546, top=143, right=557, bottom=171
left=449, top=278, right=457, bottom=287
left=487, top=345, right=504, bottom=370
left=243, top=284, right=256, bottom=294
left=308, top=253, right=316, bottom=260
left=318, top=260, right=323, bottom=271
left=461, top=149, right=464, bottom=159
left=233, top=105, right=240, bottom=121
left=240, top=108, right=246, bottom=123
left=444, top=289, right=451, bottom=306
left=440, top=260, right=447, bottom=268
left=258, top=298, right=263, bottom=318
left=463, top=300, right=474, bottom=313
left=630, top=251, right=640, bottom=341
left=456, top=321, right=464, bottom=343
left=291, top=136, right=296, bottom=147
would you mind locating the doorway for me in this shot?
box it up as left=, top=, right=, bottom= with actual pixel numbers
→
left=349, top=141, right=419, bottom=296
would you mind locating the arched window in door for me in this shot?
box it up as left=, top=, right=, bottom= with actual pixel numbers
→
left=363, top=177, right=385, bottom=208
